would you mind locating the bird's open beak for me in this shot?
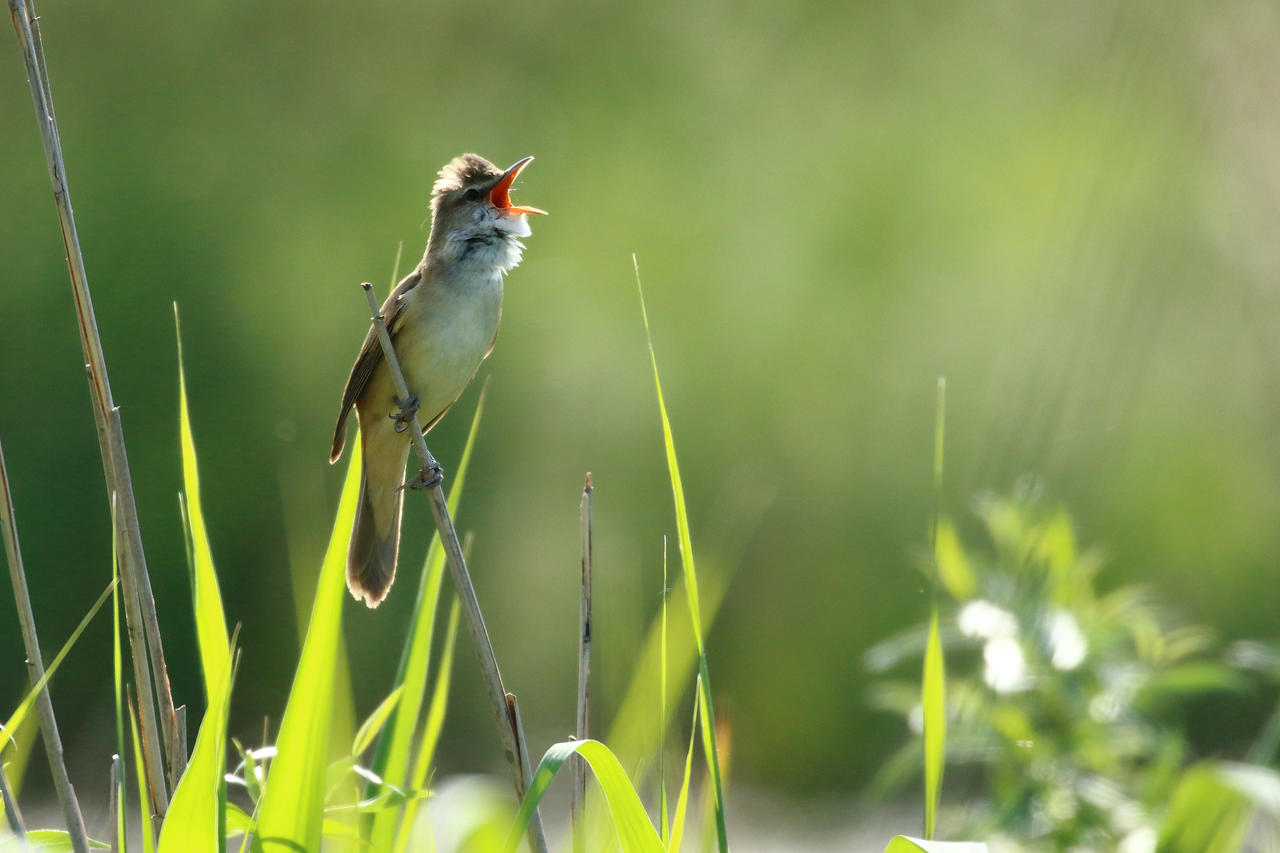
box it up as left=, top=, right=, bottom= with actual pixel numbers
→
left=490, top=156, right=547, bottom=216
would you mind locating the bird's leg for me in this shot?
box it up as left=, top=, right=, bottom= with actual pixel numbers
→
left=390, top=394, right=420, bottom=433
left=399, top=461, right=444, bottom=493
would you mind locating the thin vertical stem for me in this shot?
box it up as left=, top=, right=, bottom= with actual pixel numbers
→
left=0, top=439, right=90, bottom=853
left=8, top=0, right=179, bottom=807
left=107, top=755, right=120, bottom=853
left=571, top=474, right=593, bottom=853
left=0, top=761, right=25, bottom=839
left=359, top=283, right=547, bottom=853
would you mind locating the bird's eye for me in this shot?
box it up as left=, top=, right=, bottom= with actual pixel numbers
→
left=464, top=188, right=480, bottom=201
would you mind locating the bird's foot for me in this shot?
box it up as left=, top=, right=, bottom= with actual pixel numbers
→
left=398, top=462, right=444, bottom=493
left=390, top=395, right=420, bottom=433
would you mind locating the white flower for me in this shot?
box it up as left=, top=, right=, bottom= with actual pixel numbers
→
left=1048, top=610, right=1087, bottom=670
left=984, top=636, right=1033, bottom=693
left=958, top=600, right=1018, bottom=640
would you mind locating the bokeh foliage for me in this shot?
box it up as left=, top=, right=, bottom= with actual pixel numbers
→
left=868, top=492, right=1280, bottom=850
left=3, top=0, right=1280, bottom=801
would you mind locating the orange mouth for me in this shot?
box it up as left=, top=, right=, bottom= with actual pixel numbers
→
left=490, top=156, right=547, bottom=216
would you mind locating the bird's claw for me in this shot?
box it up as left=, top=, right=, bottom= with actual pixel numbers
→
left=390, top=395, right=420, bottom=433
left=397, top=462, right=444, bottom=493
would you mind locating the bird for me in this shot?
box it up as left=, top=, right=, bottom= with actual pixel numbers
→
left=330, top=153, right=545, bottom=607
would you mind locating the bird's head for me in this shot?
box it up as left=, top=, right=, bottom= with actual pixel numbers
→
left=427, top=154, right=546, bottom=273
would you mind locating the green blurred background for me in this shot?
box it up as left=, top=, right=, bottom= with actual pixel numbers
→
left=3, top=0, right=1279, bottom=812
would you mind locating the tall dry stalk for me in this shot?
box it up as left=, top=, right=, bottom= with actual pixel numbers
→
left=0, top=438, right=90, bottom=853
left=8, top=0, right=183, bottom=815
left=358, top=282, right=548, bottom=853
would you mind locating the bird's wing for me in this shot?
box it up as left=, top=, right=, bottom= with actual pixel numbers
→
left=329, top=269, right=422, bottom=462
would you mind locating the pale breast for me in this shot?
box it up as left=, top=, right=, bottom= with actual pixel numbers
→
left=393, top=272, right=503, bottom=423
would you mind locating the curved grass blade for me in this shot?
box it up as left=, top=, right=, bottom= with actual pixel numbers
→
left=17, top=830, right=110, bottom=851
left=174, top=305, right=230, bottom=706
left=884, top=837, right=988, bottom=852
left=367, top=389, right=486, bottom=850
left=111, top=504, right=127, bottom=853
left=668, top=676, right=701, bottom=853
left=128, top=703, right=156, bottom=853
left=1156, top=762, right=1255, bottom=853
left=352, top=688, right=402, bottom=759
left=394, top=598, right=461, bottom=853
left=658, top=540, right=669, bottom=846
left=504, top=740, right=664, bottom=853
left=601, top=567, right=729, bottom=840
left=923, top=377, right=947, bottom=840
left=0, top=715, right=37, bottom=801
left=635, top=256, right=728, bottom=852
left=157, top=633, right=238, bottom=853
left=922, top=608, right=946, bottom=840
left=254, top=442, right=362, bottom=852
left=1, top=580, right=115, bottom=748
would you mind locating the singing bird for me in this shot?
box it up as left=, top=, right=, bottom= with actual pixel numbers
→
left=330, top=154, right=545, bottom=606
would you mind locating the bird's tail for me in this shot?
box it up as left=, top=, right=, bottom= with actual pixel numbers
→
left=346, top=435, right=408, bottom=607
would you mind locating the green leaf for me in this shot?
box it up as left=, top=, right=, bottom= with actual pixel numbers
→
left=174, top=305, right=230, bottom=707
left=934, top=520, right=974, bottom=601
left=504, top=740, right=664, bottom=853
left=231, top=740, right=266, bottom=805
left=922, top=607, right=947, bottom=840
left=668, top=678, right=700, bottom=853
left=128, top=703, right=155, bottom=853
left=18, top=829, right=111, bottom=851
left=158, top=631, right=238, bottom=853
left=394, top=598, right=461, bottom=853
left=225, top=802, right=253, bottom=838
left=603, top=563, right=729, bottom=791
left=352, top=688, right=402, bottom=758
left=1, top=580, right=115, bottom=749
left=658, top=541, right=670, bottom=846
left=322, top=818, right=361, bottom=839
left=368, top=388, right=485, bottom=851
left=1156, top=762, right=1255, bottom=853
left=254, top=442, right=362, bottom=852
left=111, top=507, right=127, bottom=853
left=884, top=837, right=988, bottom=852
left=635, top=256, right=729, bottom=853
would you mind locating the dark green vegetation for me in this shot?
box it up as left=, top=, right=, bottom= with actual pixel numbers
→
left=3, top=0, right=1280, bottom=836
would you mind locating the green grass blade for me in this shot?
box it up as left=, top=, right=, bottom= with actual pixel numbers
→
left=112, top=502, right=128, bottom=853
left=394, top=598, right=461, bottom=853
left=604, top=567, right=728, bottom=779
left=1, top=580, right=115, bottom=746
left=884, top=837, right=988, bottom=852
left=668, top=676, right=701, bottom=853
left=225, top=802, right=253, bottom=838
left=659, top=539, right=669, bottom=846
left=367, top=389, right=485, bottom=849
left=17, top=829, right=110, bottom=850
left=157, top=633, right=238, bottom=853
left=932, top=377, right=945, bottom=528
left=504, top=740, right=664, bottom=853
left=174, top=305, right=230, bottom=706
left=923, top=378, right=948, bottom=841
left=0, top=713, right=37, bottom=800
left=1156, top=762, right=1255, bottom=853
left=255, top=441, right=362, bottom=852
left=352, top=688, right=403, bottom=758
left=128, top=702, right=155, bottom=853
left=922, top=607, right=946, bottom=840
left=635, top=256, right=728, bottom=852
left=933, top=520, right=974, bottom=601
left=115, top=761, right=127, bottom=853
